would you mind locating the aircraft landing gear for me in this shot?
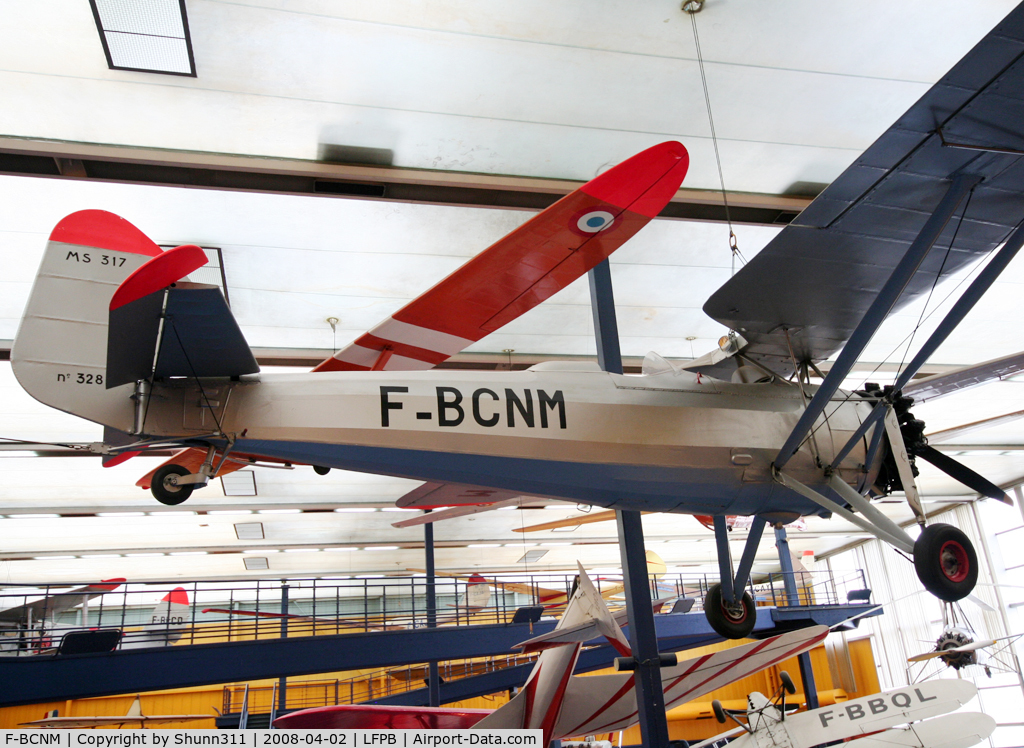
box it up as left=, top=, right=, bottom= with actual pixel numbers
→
left=704, top=583, right=756, bottom=639
left=150, top=444, right=227, bottom=505
left=914, top=523, right=978, bottom=602
left=152, top=464, right=194, bottom=505
left=705, top=513, right=764, bottom=639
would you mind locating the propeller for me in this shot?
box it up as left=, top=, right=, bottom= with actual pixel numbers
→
left=868, top=384, right=1012, bottom=505
left=914, top=444, right=1011, bottom=504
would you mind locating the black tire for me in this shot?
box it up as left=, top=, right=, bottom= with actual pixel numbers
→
left=704, top=583, right=756, bottom=639
left=914, top=523, right=978, bottom=602
left=780, top=670, right=796, bottom=695
left=152, top=464, right=194, bottom=505
left=313, top=465, right=331, bottom=476
left=711, top=699, right=727, bottom=724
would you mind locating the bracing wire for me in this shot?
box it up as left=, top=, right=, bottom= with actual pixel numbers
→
left=167, top=317, right=225, bottom=436
left=802, top=192, right=986, bottom=450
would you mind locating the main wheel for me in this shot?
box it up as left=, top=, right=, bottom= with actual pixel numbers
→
left=313, top=465, right=331, bottom=476
left=704, top=583, right=756, bottom=639
left=152, top=464, right=194, bottom=505
left=711, top=699, right=727, bottom=724
left=914, top=523, right=978, bottom=602
left=780, top=670, right=796, bottom=695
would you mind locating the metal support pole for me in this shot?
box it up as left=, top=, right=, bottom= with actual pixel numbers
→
left=776, top=173, right=981, bottom=469
left=592, top=261, right=666, bottom=743
left=425, top=515, right=440, bottom=708
left=278, top=584, right=288, bottom=714
left=712, top=515, right=736, bottom=604
left=775, top=526, right=818, bottom=710
left=589, top=260, right=623, bottom=375
left=616, top=510, right=670, bottom=748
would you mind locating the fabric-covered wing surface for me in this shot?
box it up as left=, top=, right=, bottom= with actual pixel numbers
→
left=703, top=5, right=1024, bottom=377
left=552, top=625, right=829, bottom=738
left=313, top=141, right=689, bottom=372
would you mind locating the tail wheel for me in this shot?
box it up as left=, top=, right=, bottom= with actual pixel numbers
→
left=152, top=464, right=194, bottom=505
left=914, top=523, right=978, bottom=602
left=704, top=583, right=756, bottom=639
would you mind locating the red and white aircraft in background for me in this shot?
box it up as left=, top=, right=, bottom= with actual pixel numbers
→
left=15, top=7, right=1024, bottom=637
left=0, top=583, right=190, bottom=654
left=274, top=564, right=828, bottom=745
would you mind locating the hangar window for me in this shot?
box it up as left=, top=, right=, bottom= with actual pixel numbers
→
left=89, top=0, right=197, bottom=77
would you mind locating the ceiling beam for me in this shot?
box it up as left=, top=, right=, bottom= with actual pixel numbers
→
left=0, top=136, right=810, bottom=225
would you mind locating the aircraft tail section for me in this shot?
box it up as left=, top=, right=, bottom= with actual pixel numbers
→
left=475, top=564, right=627, bottom=741
left=125, top=697, right=144, bottom=718
left=12, top=210, right=255, bottom=437
left=122, top=587, right=190, bottom=649
left=463, top=575, right=491, bottom=610
left=11, top=210, right=164, bottom=431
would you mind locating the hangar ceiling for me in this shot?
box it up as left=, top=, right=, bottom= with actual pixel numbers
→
left=1, top=0, right=1024, bottom=584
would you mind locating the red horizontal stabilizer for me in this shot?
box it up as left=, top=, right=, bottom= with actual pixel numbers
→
left=109, top=244, right=209, bottom=310
left=49, top=210, right=162, bottom=256
left=314, top=141, right=688, bottom=372
left=273, top=705, right=491, bottom=730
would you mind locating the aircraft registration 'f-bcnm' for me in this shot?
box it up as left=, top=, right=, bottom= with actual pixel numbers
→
left=13, top=5, right=1024, bottom=637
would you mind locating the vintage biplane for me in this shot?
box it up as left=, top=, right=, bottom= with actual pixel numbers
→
left=696, top=678, right=994, bottom=748
left=273, top=564, right=828, bottom=746
left=13, top=6, right=1024, bottom=638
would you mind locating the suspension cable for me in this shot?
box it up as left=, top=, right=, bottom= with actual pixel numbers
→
left=686, top=2, right=746, bottom=273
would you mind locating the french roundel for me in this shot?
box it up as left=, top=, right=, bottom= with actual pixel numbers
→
left=576, top=210, right=616, bottom=233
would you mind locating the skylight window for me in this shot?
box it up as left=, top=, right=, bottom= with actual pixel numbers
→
left=89, top=0, right=196, bottom=76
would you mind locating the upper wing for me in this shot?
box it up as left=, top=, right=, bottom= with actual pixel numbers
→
left=702, top=6, right=1024, bottom=378
left=552, top=625, right=829, bottom=738
left=0, top=579, right=125, bottom=622
left=313, top=141, right=689, bottom=372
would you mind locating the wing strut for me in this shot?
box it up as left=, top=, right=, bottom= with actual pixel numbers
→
left=829, top=214, right=1024, bottom=471
left=775, top=172, right=981, bottom=470
left=774, top=470, right=916, bottom=554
